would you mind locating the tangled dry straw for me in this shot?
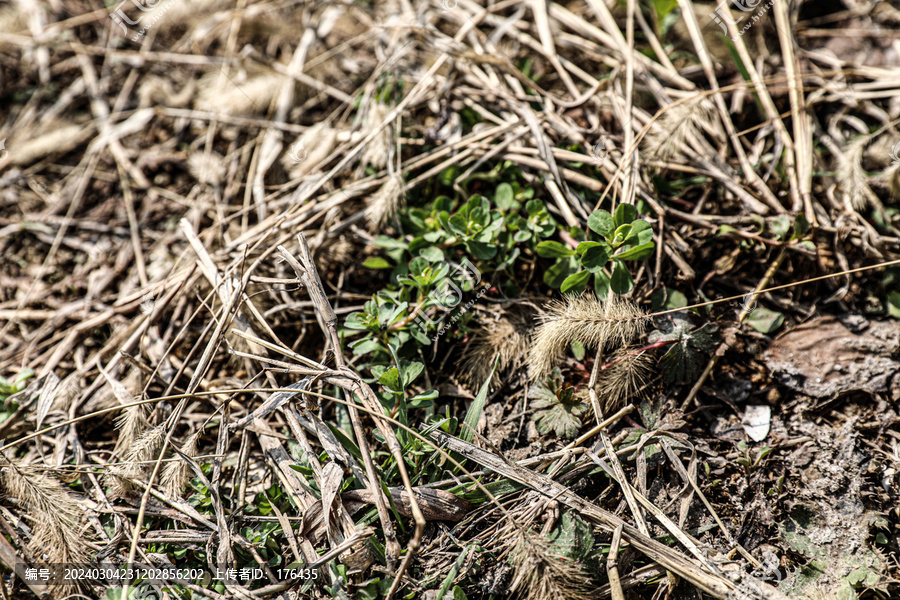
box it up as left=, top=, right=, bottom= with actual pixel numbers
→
left=1, top=0, right=899, bottom=597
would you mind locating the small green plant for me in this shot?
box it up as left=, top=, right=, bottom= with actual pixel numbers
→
left=0, top=368, right=32, bottom=402
left=371, top=357, right=437, bottom=442
left=536, top=204, right=655, bottom=297
left=345, top=182, right=556, bottom=362
left=529, top=367, right=590, bottom=439
left=736, top=441, right=774, bottom=474
left=0, top=368, right=32, bottom=425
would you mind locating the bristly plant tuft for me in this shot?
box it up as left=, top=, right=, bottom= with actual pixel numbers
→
left=592, top=347, right=656, bottom=416
left=528, top=295, right=649, bottom=380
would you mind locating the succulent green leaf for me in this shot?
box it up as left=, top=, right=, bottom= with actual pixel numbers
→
left=614, top=241, right=655, bottom=261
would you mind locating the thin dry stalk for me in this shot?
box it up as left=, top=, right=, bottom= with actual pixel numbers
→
left=528, top=295, right=648, bottom=380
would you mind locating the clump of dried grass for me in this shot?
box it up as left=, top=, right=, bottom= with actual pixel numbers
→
left=195, top=69, right=286, bottom=116
left=161, top=428, right=203, bottom=498
left=644, top=97, right=718, bottom=161
left=0, top=455, right=89, bottom=566
left=114, top=403, right=150, bottom=457
left=837, top=137, right=872, bottom=209
left=137, top=76, right=196, bottom=108
left=506, top=529, right=592, bottom=600
left=188, top=150, right=226, bottom=187
left=283, top=122, right=341, bottom=178
left=360, top=101, right=392, bottom=170
left=366, top=173, right=406, bottom=229
left=528, top=295, right=648, bottom=381
left=802, top=584, right=846, bottom=600
left=461, top=308, right=533, bottom=390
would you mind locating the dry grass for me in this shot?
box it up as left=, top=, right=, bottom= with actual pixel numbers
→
left=0, top=455, right=90, bottom=599
left=506, top=529, right=592, bottom=600
left=461, top=306, right=533, bottom=390
left=0, top=0, right=898, bottom=599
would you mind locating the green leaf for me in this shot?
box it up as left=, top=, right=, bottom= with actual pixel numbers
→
left=466, top=240, right=497, bottom=260
left=532, top=400, right=583, bottom=438
left=418, top=247, right=445, bottom=262
left=560, top=270, right=591, bottom=294
left=400, top=361, right=425, bottom=387
left=614, top=241, right=655, bottom=261
left=593, top=271, right=611, bottom=299
left=434, top=195, right=453, bottom=212
left=717, top=224, right=739, bottom=236
left=609, top=260, right=633, bottom=294
left=651, top=287, right=688, bottom=311
left=888, top=292, right=900, bottom=319
left=546, top=511, right=595, bottom=561
left=525, top=199, right=543, bottom=216
left=571, top=340, right=586, bottom=361
left=793, top=214, right=810, bottom=237
left=771, top=215, right=791, bottom=240
left=666, top=289, right=688, bottom=309
left=746, top=307, right=784, bottom=334
left=651, top=315, right=719, bottom=384
left=409, top=257, right=430, bottom=276
left=379, top=367, right=402, bottom=393
left=494, top=183, right=515, bottom=211
left=624, top=219, right=654, bottom=245
left=461, top=356, right=499, bottom=443
left=581, top=244, right=611, bottom=271
left=576, top=241, right=604, bottom=255
left=587, top=210, right=615, bottom=238
left=529, top=369, right=587, bottom=439
left=536, top=241, right=576, bottom=258
left=327, top=423, right=363, bottom=462
left=351, top=339, right=386, bottom=356
left=614, top=203, right=637, bottom=227
left=544, top=257, right=578, bottom=288
left=362, top=256, right=393, bottom=269
left=373, top=235, right=409, bottom=250
left=409, top=390, right=438, bottom=409
left=446, top=214, right=468, bottom=236
left=611, top=224, right=633, bottom=245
